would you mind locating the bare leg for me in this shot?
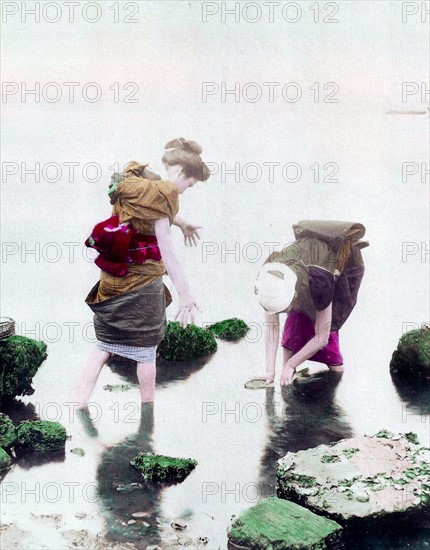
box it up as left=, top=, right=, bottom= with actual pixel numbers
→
left=254, top=348, right=292, bottom=384
left=73, top=347, right=110, bottom=409
left=137, top=362, right=156, bottom=403
left=327, top=364, right=344, bottom=373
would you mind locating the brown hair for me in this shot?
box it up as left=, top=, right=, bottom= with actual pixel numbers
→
left=162, top=138, right=210, bottom=181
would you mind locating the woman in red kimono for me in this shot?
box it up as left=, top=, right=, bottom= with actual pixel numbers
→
left=73, top=138, right=210, bottom=407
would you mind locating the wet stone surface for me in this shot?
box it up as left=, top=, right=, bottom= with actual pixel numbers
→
left=227, top=496, right=342, bottom=550
left=277, top=432, right=430, bottom=527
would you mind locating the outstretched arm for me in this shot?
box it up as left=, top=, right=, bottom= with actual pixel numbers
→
left=155, top=217, right=198, bottom=326
left=172, top=215, right=202, bottom=247
left=280, top=304, right=332, bottom=385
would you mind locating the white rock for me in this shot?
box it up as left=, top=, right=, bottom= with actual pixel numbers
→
left=354, top=490, right=370, bottom=502
left=131, top=512, right=148, bottom=519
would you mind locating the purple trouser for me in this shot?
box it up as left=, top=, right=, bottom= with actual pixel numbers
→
left=281, top=310, right=344, bottom=366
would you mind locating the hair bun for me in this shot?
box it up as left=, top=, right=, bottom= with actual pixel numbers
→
left=162, top=137, right=210, bottom=182
left=165, top=138, right=203, bottom=156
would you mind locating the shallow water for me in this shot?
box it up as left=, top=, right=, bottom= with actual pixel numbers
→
left=1, top=331, right=430, bottom=548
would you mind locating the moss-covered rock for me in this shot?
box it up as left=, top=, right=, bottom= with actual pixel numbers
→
left=0, top=413, right=17, bottom=449
left=390, top=325, right=430, bottom=378
left=0, top=447, right=12, bottom=472
left=130, top=452, right=197, bottom=482
left=158, top=322, right=217, bottom=361
left=228, top=496, right=342, bottom=550
left=16, top=420, right=67, bottom=451
left=0, top=335, right=47, bottom=400
left=206, top=318, right=250, bottom=341
left=277, top=433, right=430, bottom=527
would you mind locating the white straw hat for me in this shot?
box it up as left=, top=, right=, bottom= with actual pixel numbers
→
left=254, top=262, right=297, bottom=314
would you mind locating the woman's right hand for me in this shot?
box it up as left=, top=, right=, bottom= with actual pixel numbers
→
left=175, top=291, right=199, bottom=326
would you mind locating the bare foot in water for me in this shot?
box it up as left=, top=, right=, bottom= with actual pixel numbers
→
left=280, top=364, right=295, bottom=386
left=327, top=364, right=344, bottom=373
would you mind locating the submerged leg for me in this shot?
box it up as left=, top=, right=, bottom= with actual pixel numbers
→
left=137, top=362, right=157, bottom=403
left=73, top=347, right=110, bottom=409
left=327, top=364, right=344, bottom=373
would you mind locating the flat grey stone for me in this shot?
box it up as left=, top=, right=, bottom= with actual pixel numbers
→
left=277, top=432, right=430, bottom=526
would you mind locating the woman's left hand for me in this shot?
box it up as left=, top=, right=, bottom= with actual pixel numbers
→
left=181, top=222, right=202, bottom=247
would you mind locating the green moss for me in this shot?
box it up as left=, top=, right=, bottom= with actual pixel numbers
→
left=338, top=476, right=362, bottom=488
left=0, top=335, right=47, bottom=400
left=390, top=325, right=430, bottom=378
left=421, top=484, right=430, bottom=505
left=206, top=318, right=250, bottom=341
left=228, top=497, right=342, bottom=550
left=321, top=454, right=341, bottom=463
left=404, top=432, right=420, bottom=445
left=342, top=448, right=359, bottom=459
left=103, top=383, right=133, bottom=392
left=130, top=452, right=197, bottom=482
left=375, top=429, right=392, bottom=439
left=158, top=322, right=217, bottom=361
left=0, top=447, right=12, bottom=472
left=0, top=413, right=17, bottom=449
left=290, top=474, right=319, bottom=488
left=16, top=420, right=67, bottom=451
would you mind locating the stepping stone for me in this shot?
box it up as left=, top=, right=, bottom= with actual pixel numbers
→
left=291, top=367, right=311, bottom=384
left=206, top=318, right=250, bottom=341
left=227, top=496, right=342, bottom=549
left=70, top=447, right=85, bottom=456
left=131, top=512, right=148, bottom=519
left=16, top=420, right=67, bottom=452
left=390, top=325, right=430, bottom=378
left=103, top=383, right=133, bottom=392
left=244, top=379, right=274, bottom=390
left=130, top=453, right=197, bottom=482
left=277, top=432, right=430, bottom=527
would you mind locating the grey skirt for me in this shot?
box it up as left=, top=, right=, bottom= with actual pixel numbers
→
left=85, top=277, right=167, bottom=347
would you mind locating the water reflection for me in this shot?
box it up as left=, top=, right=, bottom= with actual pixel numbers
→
left=391, top=372, right=430, bottom=416
left=108, top=354, right=213, bottom=387
left=96, top=355, right=214, bottom=549
left=258, top=371, right=351, bottom=499
left=0, top=400, right=39, bottom=424
left=96, top=402, right=162, bottom=549
left=343, top=527, right=430, bottom=549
